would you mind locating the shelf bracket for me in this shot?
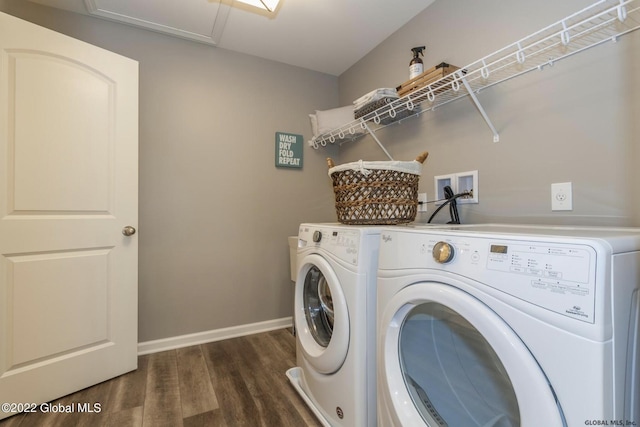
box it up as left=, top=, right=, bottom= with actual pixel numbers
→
left=459, top=74, right=500, bottom=143
left=362, top=121, right=394, bottom=160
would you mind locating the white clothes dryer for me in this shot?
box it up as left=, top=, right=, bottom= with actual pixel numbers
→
left=377, top=224, right=640, bottom=427
left=286, top=223, right=381, bottom=426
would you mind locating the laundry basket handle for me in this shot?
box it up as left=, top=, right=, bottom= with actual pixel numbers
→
left=415, top=151, right=429, bottom=164
left=328, top=152, right=427, bottom=168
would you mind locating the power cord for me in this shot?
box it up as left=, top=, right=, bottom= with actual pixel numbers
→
left=425, top=186, right=472, bottom=224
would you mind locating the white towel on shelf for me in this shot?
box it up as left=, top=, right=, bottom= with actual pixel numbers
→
left=353, top=88, right=398, bottom=110
left=308, top=105, right=364, bottom=147
left=308, top=105, right=356, bottom=139
left=309, top=113, right=318, bottom=136
left=314, top=105, right=355, bottom=135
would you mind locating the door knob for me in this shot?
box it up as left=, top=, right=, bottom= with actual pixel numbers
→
left=122, top=226, right=136, bottom=236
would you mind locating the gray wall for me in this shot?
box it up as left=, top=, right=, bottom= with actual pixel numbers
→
left=4, top=0, right=639, bottom=343
left=337, top=0, right=640, bottom=226
left=0, top=0, right=339, bottom=342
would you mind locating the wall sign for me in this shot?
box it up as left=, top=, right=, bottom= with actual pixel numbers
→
left=275, top=132, right=303, bottom=169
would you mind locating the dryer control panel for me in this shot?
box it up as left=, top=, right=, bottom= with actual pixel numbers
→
left=483, top=241, right=595, bottom=322
left=439, top=237, right=596, bottom=323
left=380, top=230, right=599, bottom=324
left=486, top=242, right=591, bottom=285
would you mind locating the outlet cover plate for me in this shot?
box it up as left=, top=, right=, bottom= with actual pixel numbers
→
left=418, top=193, right=427, bottom=212
left=551, top=182, right=572, bottom=211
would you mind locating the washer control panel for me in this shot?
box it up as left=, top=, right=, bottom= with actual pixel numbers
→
left=299, top=226, right=360, bottom=266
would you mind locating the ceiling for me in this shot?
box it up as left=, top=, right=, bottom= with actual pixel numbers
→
left=27, top=0, right=435, bottom=76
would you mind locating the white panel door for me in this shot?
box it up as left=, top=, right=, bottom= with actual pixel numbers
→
left=0, top=12, right=138, bottom=419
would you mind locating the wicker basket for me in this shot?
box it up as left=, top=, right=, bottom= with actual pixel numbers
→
left=327, top=151, right=429, bottom=225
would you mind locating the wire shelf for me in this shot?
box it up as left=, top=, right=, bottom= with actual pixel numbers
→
left=311, top=0, right=640, bottom=149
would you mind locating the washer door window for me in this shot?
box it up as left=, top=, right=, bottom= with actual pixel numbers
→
left=295, top=254, right=349, bottom=374
left=304, top=265, right=334, bottom=347
left=379, top=282, right=565, bottom=427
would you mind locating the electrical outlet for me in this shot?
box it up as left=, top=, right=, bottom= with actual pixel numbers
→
left=418, top=193, right=427, bottom=212
left=551, top=182, right=572, bottom=211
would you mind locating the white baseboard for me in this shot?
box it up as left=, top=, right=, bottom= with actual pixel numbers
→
left=137, top=316, right=293, bottom=356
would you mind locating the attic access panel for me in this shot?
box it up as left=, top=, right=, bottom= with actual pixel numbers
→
left=84, top=0, right=231, bottom=45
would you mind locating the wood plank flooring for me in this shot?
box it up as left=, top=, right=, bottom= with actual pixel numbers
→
left=0, top=329, right=322, bottom=427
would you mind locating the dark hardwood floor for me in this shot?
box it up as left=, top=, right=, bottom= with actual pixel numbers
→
left=0, top=329, right=322, bottom=427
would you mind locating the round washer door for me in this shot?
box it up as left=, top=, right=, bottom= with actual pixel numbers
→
left=379, top=282, right=565, bottom=427
left=295, top=254, right=349, bottom=374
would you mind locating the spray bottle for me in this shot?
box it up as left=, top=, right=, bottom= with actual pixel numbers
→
left=409, top=46, right=426, bottom=79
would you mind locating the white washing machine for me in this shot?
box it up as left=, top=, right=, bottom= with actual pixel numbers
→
left=286, top=223, right=381, bottom=426
left=377, top=224, right=640, bottom=427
